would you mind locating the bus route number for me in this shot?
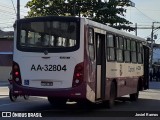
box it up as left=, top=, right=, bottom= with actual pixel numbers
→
left=31, top=64, right=67, bottom=71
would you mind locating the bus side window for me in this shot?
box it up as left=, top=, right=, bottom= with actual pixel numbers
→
left=88, top=28, right=95, bottom=60
left=96, top=34, right=101, bottom=64
left=106, top=34, right=116, bottom=61
left=116, top=36, right=124, bottom=62
left=131, top=40, right=137, bottom=63
left=124, top=39, right=131, bottom=62
left=137, top=42, right=143, bottom=63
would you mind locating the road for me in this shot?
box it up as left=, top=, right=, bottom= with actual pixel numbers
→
left=0, top=84, right=160, bottom=119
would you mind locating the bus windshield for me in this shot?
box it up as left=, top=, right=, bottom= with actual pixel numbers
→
left=17, top=20, right=79, bottom=52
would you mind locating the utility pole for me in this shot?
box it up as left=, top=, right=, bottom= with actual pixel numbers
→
left=135, top=23, right=137, bottom=36
left=150, top=22, right=154, bottom=69
left=150, top=22, right=160, bottom=69
left=17, top=0, right=20, bottom=20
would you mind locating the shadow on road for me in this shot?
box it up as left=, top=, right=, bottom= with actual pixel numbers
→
left=1, top=93, right=160, bottom=117
left=28, top=97, right=160, bottom=117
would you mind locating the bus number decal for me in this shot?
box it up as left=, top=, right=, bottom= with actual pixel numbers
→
left=31, top=64, right=67, bottom=71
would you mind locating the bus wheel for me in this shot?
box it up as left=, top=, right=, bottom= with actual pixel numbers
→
left=48, top=97, right=67, bottom=107
left=24, top=95, right=29, bottom=100
left=130, top=82, right=139, bottom=101
left=9, top=90, right=17, bottom=102
left=106, top=82, right=116, bottom=108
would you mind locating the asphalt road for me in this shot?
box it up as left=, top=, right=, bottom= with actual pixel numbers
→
left=0, top=86, right=160, bottom=120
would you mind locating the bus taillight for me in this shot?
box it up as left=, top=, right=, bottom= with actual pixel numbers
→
left=12, top=61, right=22, bottom=85
left=72, top=62, right=84, bottom=87
left=15, top=71, right=19, bottom=76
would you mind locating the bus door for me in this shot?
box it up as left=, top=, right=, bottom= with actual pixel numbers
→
left=143, top=45, right=149, bottom=89
left=95, top=32, right=106, bottom=100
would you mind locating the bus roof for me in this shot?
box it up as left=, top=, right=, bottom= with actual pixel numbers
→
left=17, top=15, right=80, bottom=22
left=83, top=17, right=146, bottom=43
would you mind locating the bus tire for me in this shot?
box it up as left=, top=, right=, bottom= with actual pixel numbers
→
left=24, top=95, right=29, bottom=100
left=106, top=82, right=116, bottom=108
left=48, top=97, right=67, bottom=107
left=130, top=81, right=139, bottom=101
left=9, top=90, right=17, bottom=102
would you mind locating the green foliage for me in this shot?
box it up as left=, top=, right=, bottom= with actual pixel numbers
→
left=25, top=0, right=135, bottom=31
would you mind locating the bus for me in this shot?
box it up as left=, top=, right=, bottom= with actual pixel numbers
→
left=12, top=16, right=149, bottom=108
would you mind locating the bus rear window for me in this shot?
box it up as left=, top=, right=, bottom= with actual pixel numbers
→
left=17, top=20, right=79, bottom=52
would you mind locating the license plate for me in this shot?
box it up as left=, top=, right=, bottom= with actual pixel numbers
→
left=41, top=81, right=53, bottom=86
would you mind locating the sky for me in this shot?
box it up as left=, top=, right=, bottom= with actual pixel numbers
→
left=0, top=0, right=29, bottom=30
left=0, top=0, right=160, bottom=43
left=125, top=0, right=160, bottom=44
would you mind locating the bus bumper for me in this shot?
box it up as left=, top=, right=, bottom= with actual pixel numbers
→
left=12, top=82, right=86, bottom=99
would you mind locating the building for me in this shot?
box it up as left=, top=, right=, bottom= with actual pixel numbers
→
left=153, top=44, right=160, bottom=64
left=0, top=30, right=13, bottom=81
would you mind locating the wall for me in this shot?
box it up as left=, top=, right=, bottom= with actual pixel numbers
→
left=0, top=38, right=13, bottom=81
left=153, top=48, right=160, bottom=63
left=0, top=66, right=11, bottom=80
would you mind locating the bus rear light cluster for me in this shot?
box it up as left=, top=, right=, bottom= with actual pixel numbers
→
left=12, top=62, right=22, bottom=85
left=72, top=62, right=84, bottom=87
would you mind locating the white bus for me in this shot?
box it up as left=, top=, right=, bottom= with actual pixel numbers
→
left=12, top=16, right=149, bottom=108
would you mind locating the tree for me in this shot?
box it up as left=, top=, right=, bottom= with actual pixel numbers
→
left=26, top=0, right=135, bottom=31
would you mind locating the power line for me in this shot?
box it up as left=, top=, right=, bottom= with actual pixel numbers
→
left=0, top=8, right=17, bottom=15
left=134, top=7, right=157, bottom=22
left=130, top=8, right=160, bottom=12
left=155, top=38, right=160, bottom=43
left=0, top=13, right=16, bottom=18
left=0, top=4, right=28, bottom=13
left=10, top=0, right=16, bottom=15
left=154, top=29, right=160, bottom=34
left=0, top=26, right=13, bottom=29
left=129, top=25, right=160, bottom=30
left=0, top=22, right=14, bottom=24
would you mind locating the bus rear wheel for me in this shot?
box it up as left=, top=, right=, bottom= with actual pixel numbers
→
left=24, top=95, right=29, bottom=100
left=9, top=90, right=17, bottom=102
left=130, top=92, right=139, bottom=101
left=48, top=97, right=67, bottom=107
left=106, top=82, right=116, bottom=108
left=130, top=81, right=139, bottom=101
